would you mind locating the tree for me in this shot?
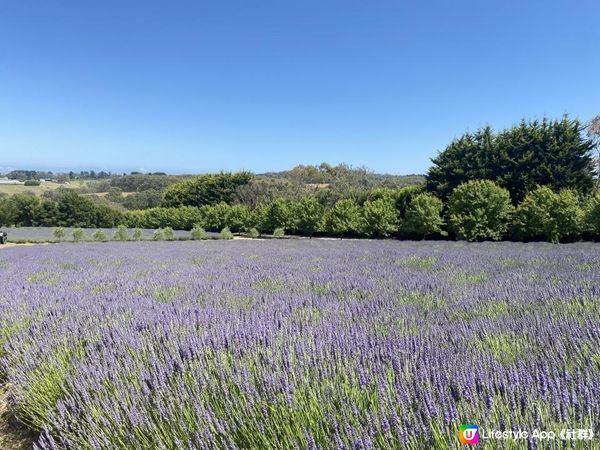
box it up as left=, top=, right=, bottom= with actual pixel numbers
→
left=447, top=180, right=513, bottom=241
left=584, top=192, right=600, bottom=238
left=322, top=199, right=361, bottom=238
left=264, top=199, right=296, bottom=233
left=199, top=203, right=231, bottom=232
left=227, top=204, right=251, bottom=232
left=105, top=187, right=124, bottom=203
left=403, top=193, right=444, bottom=238
left=427, top=117, right=596, bottom=202
left=122, top=190, right=163, bottom=210
left=56, top=191, right=98, bottom=227
left=512, top=186, right=583, bottom=243
left=10, top=194, right=40, bottom=226
left=293, top=197, right=324, bottom=237
left=161, top=172, right=253, bottom=207
left=0, top=197, right=17, bottom=226
left=35, top=200, right=59, bottom=226
left=361, top=197, right=399, bottom=238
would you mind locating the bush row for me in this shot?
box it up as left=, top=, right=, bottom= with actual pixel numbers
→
left=122, top=182, right=600, bottom=242
left=2, top=183, right=599, bottom=242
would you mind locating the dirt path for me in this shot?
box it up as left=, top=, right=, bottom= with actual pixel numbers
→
left=0, top=387, right=35, bottom=450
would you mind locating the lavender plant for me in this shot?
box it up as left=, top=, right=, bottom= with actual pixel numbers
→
left=0, top=241, right=598, bottom=449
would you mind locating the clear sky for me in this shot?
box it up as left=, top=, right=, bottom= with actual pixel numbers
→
left=1, top=1, right=599, bottom=175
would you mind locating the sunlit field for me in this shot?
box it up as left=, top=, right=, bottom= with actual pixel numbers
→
left=1, top=241, right=599, bottom=449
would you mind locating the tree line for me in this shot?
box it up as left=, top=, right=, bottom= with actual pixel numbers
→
left=2, top=181, right=600, bottom=242
left=1, top=115, right=598, bottom=243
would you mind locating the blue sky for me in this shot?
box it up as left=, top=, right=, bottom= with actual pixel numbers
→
left=1, top=1, right=599, bottom=175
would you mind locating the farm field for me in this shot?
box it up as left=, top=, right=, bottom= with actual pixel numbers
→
left=0, top=181, right=87, bottom=196
left=0, top=240, right=599, bottom=449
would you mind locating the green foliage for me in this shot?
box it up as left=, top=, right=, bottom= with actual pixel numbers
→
left=152, top=229, right=165, bottom=241
left=361, top=197, right=399, bottom=237
left=161, top=172, right=253, bottom=208
left=191, top=225, right=208, bottom=240
left=323, top=199, right=361, bottom=237
left=56, top=191, right=100, bottom=227
left=109, top=174, right=186, bottom=192
left=52, top=227, right=66, bottom=241
left=92, top=229, right=108, bottom=242
left=447, top=180, right=513, bottom=241
left=266, top=199, right=298, bottom=233
left=23, top=179, right=41, bottom=186
left=393, top=185, right=423, bottom=218
left=163, top=227, right=177, bottom=241
left=584, top=192, right=600, bottom=238
left=512, top=186, right=583, bottom=243
left=293, top=197, right=324, bottom=236
left=105, top=187, right=124, bottom=203
left=248, top=227, right=260, bottom=238
left=227, top=204, right=251, bottom=232
left=427, top=117, right=596, bottom=202
left=122, top=189, right=163, bottom=210
left=72, top=228, right=85, bottom=242
left=126, top=206, right=202, bottom=230
left=132, top=228, right=144, bottom=241
left=198, top=202, right=230, bottom=231
left=112, top=225, right=130, bottom=241
left=220, top=227, right=234, bottom=240
left=35, top=200, right=59, bottom=227
left=9, top=193, right=40, bottom=226
left=251, top=204, right=270, bottom=234
left=403, top=192, right=444, bottom=238
left=0, top=196, right=18, bottom=226
left=273, top=227, right=285, bottom=238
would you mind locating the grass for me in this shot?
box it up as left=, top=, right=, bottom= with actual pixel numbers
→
left=0, top=180, right=87, bottom=196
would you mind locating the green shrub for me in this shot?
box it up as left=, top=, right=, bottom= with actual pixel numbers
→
left=152, top=229, right=165, bottom=241
left=24, top=179, right=41, bottom=186
left=584, top=192, right=600, bottom=238
left=163, top=227, right=177, bottom=241
left=322, top=199, right=361, bottom=238
left=191, top=225, right=208, bottom=240
left=52, top=227, right=66, bottom=242
left=273, top=227, right=285, bottom=238
left=403, top=193, right=444, bottom=238
left=361, top=197, right=399, bottom=237
left=248, top=227, right=260, bottom=238
left=293, top=197, right=324, bottom=237
left=132, top=228, right=143, bottom=241
left=112, top=225, right=129, bottom=241
left=92, top=229, right=108, bottom=242
left=512, top=186, right=583, bottom=243
left=72, top=228, right=85, bottom=242
left=447, top=180, right=513, bottom=241
left=220, top=227, right=234, bottom=240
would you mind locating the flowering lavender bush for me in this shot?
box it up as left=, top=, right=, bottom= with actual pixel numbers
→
left=0, top=241, right=598, bottom=449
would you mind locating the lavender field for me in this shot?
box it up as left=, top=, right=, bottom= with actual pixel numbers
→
left=0, top=240, right=599, bottom=449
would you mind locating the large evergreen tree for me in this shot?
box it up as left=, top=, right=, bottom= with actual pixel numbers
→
left=426, top=117, right=595, bottom=202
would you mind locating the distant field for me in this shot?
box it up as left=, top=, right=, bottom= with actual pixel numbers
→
left=0, top=180, right=87, bottom=196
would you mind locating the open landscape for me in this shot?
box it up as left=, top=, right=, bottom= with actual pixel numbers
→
left=2, top=2, right=600, bottom=448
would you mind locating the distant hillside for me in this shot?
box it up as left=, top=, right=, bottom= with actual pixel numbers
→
left=260, top=163, right=424, bottom=189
